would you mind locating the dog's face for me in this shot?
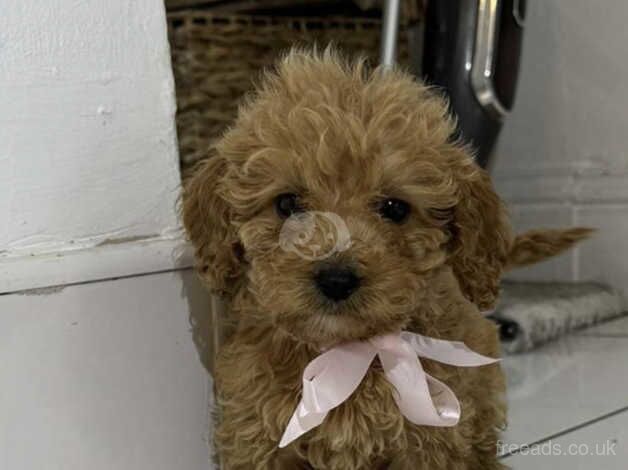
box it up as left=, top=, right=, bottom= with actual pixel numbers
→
left=183, top=51, right=512, bottom=346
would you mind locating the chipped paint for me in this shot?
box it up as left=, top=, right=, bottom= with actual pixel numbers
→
left=15, top=285, right=67, bottom=296
left=97, top=234, right=161, bottom=246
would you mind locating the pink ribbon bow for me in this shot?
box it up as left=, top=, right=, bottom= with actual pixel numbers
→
left=279, top=331, right=499, bottom=448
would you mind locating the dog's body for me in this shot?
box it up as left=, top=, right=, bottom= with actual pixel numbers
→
left=182, top=50, right=588, bottom=469
left=215, top=269, right=504, bottom=470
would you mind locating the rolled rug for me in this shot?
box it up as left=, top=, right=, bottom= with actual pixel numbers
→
left=490, top=281, right=626, bottom=354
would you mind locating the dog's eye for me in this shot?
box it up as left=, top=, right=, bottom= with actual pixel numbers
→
left=274, top=193, right=303, bottom=218
left=378, top=198, right=411, bottom=224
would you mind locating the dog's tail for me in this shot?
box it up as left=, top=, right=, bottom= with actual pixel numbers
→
left=506, top=227, right=594, bottom=269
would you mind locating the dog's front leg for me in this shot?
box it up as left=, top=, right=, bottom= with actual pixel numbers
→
left=272, top=447, right=312, bottom=470
left=387, top=453, right=468, bottom=470
left=216, top=430, right=309, bottom=470
left=215, top=413, right=311, bottom=470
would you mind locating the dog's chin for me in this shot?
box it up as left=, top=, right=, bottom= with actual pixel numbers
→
left=277, top=308, right=409, bottom=350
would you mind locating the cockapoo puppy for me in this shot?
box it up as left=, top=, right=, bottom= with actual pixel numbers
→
left=182, top=50, right=589, bottom=470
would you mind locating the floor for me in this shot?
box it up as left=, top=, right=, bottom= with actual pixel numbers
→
left=0, top=269, right=626, bottom=469
left=500, top=315, right=628, bottom=469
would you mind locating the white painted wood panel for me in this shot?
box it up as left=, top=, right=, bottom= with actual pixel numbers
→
left=0, top=270, right=214, bottom=470
left=0, top=0, right=182, bottom=291
left=0, top=237, right=192, bottom=294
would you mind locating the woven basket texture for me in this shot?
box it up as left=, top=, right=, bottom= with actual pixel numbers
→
left=167, top=11, right=412, bottom=173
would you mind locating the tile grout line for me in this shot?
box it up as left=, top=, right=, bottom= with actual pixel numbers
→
left=0, top=266, right=194, bottom=297
left=500, top=404, right=628, bottom=459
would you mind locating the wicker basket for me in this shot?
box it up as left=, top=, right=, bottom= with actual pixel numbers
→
left=167, top=11, right=413, bottom=173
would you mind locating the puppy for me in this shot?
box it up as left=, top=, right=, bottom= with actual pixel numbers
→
left=182, top=50, right=589, bottom=470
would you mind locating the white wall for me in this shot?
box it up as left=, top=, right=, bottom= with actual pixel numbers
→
left=494, top=0, right=628, bottom=297
left=0, top=0, right=185, bottom=293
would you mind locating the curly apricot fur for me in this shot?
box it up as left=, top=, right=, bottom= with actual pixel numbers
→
left=181, top=49, right=582, bottom=469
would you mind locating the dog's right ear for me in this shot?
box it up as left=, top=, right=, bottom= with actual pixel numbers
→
left=182, top=152, right=243, bottom=298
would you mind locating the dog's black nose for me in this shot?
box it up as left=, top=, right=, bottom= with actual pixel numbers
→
left=314, top=267, right=360, bottom=301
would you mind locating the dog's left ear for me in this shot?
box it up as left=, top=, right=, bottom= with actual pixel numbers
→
left=447, top=148, right=513, bottom=311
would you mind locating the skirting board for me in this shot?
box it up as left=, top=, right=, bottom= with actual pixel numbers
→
left=0, top=237, right=194, bottom=294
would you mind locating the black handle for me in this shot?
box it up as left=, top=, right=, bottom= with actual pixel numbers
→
left=422, top=0, right=525, bottom=168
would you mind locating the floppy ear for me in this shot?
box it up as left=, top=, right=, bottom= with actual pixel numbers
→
left=181, top=152, right=243, bottom=298
left=448, top=152, right=513, bottom=311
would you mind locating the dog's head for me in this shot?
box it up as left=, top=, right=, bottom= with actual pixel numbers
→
left=182, top=50, right=511, bottom=346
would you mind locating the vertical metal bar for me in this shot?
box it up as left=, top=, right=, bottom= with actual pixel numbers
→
left=380, top=0, right=401, bottom=68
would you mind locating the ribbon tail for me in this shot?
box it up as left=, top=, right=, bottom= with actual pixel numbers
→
left=400, top=331, right=500, bottom=367
left=278, top=341, right=377, bottom=447
left=421, top=373, right=461, bottom=425
left=379, top=349, right=461, bottom=427
left=279, top=403, right=328, bottom=448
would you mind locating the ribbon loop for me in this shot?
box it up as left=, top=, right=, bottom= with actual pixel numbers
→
left=278, top=331, right=499, bottom=448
